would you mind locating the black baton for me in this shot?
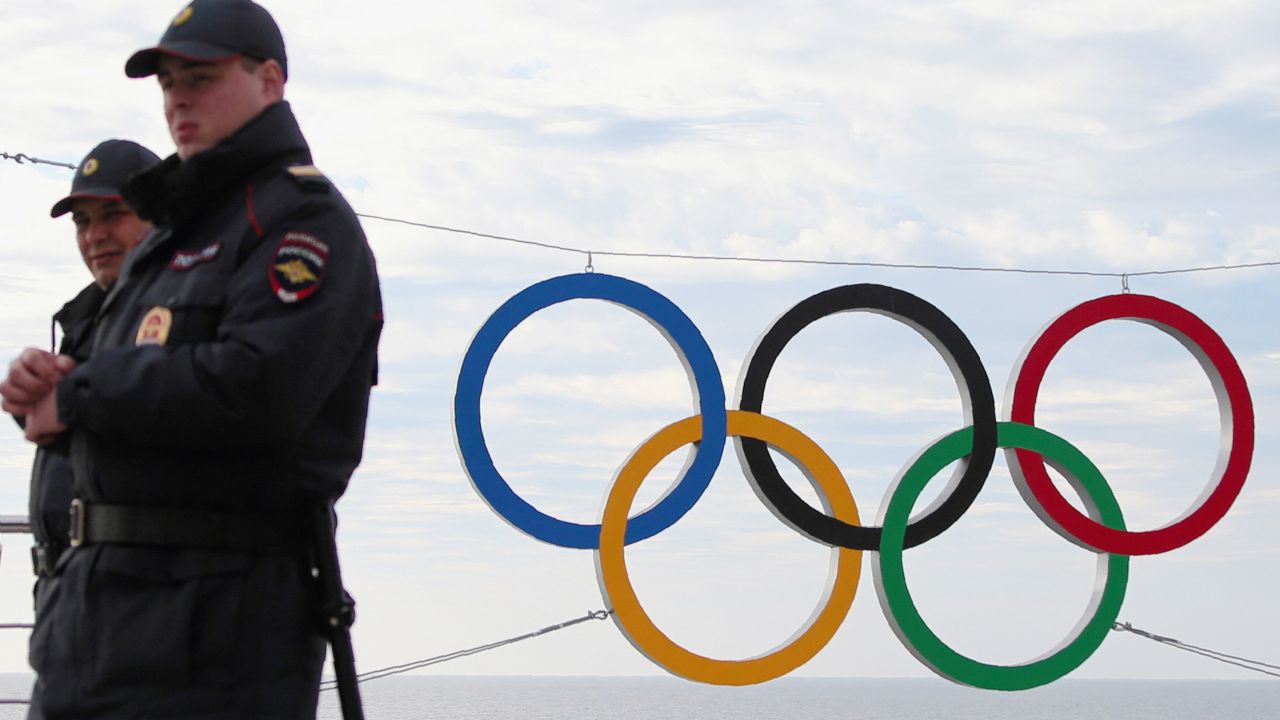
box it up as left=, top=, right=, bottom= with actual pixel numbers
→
left=311, top=503, right=365, bottom=720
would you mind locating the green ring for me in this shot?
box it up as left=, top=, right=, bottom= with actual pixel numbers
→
left=874, top=422, right=1129, bottom=691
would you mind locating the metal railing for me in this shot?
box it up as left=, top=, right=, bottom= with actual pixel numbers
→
left=0, top=517, right=30, bottom=535
left=0, top=515, right=32, bottom=707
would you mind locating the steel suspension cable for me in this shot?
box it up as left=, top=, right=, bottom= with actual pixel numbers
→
left=1112, top=621, right=1280, bottom=679
left=6, top=148, right=1279, bottom=281
left=319, top=609, right=612, bottom=691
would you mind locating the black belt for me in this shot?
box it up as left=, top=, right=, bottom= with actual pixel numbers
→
left=69, top=499, right=302, bottom=554
left=32, top=543, right=66, bottom=578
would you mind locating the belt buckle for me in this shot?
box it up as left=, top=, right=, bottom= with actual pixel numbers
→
left=69, top=499, right=85, bottom=548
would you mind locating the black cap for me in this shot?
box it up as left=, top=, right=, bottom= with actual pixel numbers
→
left=50, top=140, right=162, bottom=218
left=125, top=0, right=287, bottom=80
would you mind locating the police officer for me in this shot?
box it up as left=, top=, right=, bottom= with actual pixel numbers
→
left=10, top=0, right=383, bottom=716
left=3, top=141, right=159, bottom=588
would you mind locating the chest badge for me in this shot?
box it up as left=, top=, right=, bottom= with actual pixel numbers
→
left=136, top=306, right=173, bottom=346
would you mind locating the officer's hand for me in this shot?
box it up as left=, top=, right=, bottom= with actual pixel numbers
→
left=0, top=349, right=67, bottom=416
left=23, top=387, right=66, bottom=445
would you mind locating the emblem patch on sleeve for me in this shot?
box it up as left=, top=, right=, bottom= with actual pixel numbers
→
left=136, top=306, right=173, bottom=346
left=270, top=231, right=329, bottom=303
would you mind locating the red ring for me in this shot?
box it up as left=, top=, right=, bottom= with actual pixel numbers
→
left=1007, top=294, right=1254, bottom=556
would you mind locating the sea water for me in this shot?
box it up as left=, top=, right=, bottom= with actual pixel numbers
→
left=1, top=674, right=1275, bottom=718
left=315, top=676, right=1279, bottom=720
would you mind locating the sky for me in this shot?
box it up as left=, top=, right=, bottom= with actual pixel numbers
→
left=1, top=0, right=1278, bottom=691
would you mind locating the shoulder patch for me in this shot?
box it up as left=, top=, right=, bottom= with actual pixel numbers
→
left=285, top=165, right=330, bottom=193
left=271, top=231, right=329, bottom=303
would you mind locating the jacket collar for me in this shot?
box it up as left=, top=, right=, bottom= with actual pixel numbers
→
left=123, top=101, right=312, bottom=229
left=53, top=283, right=106, bottom=330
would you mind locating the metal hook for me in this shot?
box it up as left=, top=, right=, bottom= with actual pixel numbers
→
left=584, top=251, right=594, bottom=274
left=1121, top=274, right=1131, bottom=294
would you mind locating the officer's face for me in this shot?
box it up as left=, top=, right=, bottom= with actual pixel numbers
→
left=68, top=198, right=152, bottom=289
left=157, top=55, right=283, bottom=160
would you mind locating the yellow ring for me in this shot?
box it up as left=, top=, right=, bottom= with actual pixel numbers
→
left=595, top=410, right=862, bottom=685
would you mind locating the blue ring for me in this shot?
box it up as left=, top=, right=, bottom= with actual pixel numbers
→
left=454, top=273, right=727, bottom=549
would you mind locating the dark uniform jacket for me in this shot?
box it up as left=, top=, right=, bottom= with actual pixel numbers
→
left=28, top=284, right=105, bottom=571
left=30, top=101, right=382, bottom=719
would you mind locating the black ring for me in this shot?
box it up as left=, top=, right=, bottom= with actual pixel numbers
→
left=734, top=284, right=997, bottom=550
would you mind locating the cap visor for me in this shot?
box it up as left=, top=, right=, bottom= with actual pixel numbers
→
left=50, top=192, right=124, bottom=218
left=125, top=43, right=240, bottom=78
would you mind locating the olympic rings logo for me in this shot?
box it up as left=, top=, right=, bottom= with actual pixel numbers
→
left=453, top=273, right=1254, bottom=690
